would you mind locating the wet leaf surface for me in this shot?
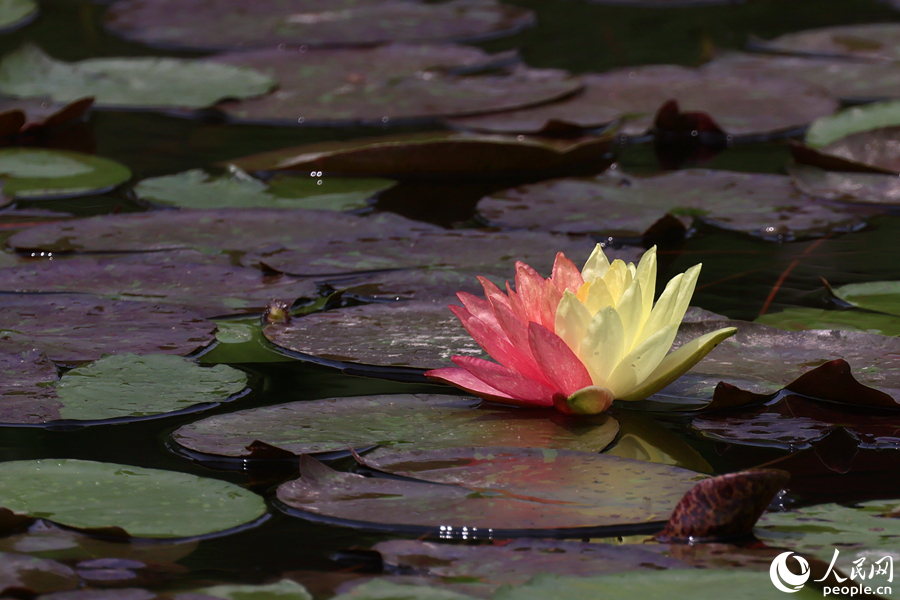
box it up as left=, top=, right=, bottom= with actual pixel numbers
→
left=212, top=45, right=580, bottom=126
left=105, top=0, right=533, bottom=51
left=0, top=0, right=36, bottom=32
left=329, top=580, right=476, bottom=600
left=755, top=23, right=900, bottom=61
left=755, top=306, right=900, bottom=336
left=0, top=344, right=61, bottom=423
left=7, top=209, right=438, bottom=253
left=0, top=551, right=79, bottom=596
left=176, top=579, right=312, bottom=600
left=0, top=44, right=276, bottom=109
left=477, top=169, right=863, bottom=241
left=0, top=148, right=131, bottom=200
left=171, top=394, right=620, bottom=457
left=789, top=164, right=900, bottom=206
left=830, top=280, right=900, bottom=316
left=0, top=294, right=217, bottom=364
left=449, top=65, right=837, bottom=137
left=277, top=449, right=705, bottom=533
left=0, top=459, right=267, bottom=538
left=134, top=170, right=394, bottom=211
left=0, top=253, right=319, bottom=317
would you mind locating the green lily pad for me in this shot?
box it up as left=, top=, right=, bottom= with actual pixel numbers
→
left=0, top=0, right=36, bottom=32
left=0, top=44, right=276, bottom=109
left=171, top=394, right=619, bottom=458
left=754, top=23, right=900, bottom=61
left=0, top=345, right=60, bottom=423
left=0, top=459, right=266, bottom=538
left=0, top=148, right=131, bottom=200
left=104, top=0, right=533, bottom=51
left=755, top=307, right=900, bottom=336
left=477, top=170, right=863, bottom=241
left=211, top=45, right=581, bottom=126
left=0, top=551, right=79, bottom=596
left=7, top=209, right=438, bottom=253
left=0, top=253, right=318, bottom=318
left=51, top=353, right=247, bottom=422
left=831, top=281, right=900, bottom=316
left=806, top=100, right=900, bottom=151
left=134, top=170, right=394, bottom=211
left=180, top=580, right=312, bottom=600
left=330, top=581, right=476, bottom=600
left=277, top=449, right=706, bottom=533
left=199, top=318, right=295, bottom=364
left=451, top=65, right=836, bottom=137
left=0, top=294, right=217, bottom=364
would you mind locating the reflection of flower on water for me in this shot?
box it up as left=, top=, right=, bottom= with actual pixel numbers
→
left=426, top=245, right=736, bottom=415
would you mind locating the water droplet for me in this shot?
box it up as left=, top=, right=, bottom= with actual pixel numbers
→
left=517, top=135, right=524, bottom=141
left=310, top=171, right=317, bottom=177
left=278, top=43, right=286, bottom=51
left=382, top=116, right=389, bottom=123
left=317, top=180, right=323, bottom=185
left=297, top=117, right=305, bottom=123
left=300, top=45, right=308, bottom=52
left=690, top=130, right=698, bottom=137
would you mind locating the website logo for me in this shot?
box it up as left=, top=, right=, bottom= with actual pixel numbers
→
left=770, top=551, right=810, bottom=593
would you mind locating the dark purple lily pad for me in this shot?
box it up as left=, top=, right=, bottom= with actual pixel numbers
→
left=0, top=294, right=216, bottom=364
left=0, top=253, right=317, bottom=318
left=0, top=551, right=79, bottom=596
left=0, top=345, right=61, bottom=423
left=171, top=394, right=620, bottom=458
left=789, top=164, right=900, bottom=206
left=38, top=591, right=159, bottom=600
left=6, top=209, right=438, bottom=253
left=212, top=45, right=581, bottom=126
left=276, top=449, right=706, bottom=533
left=753, top=24, right=900, bottom=61
left=105, top=0, right=533, bottom=51
left=477, top=170, right=864, bottom=241
left=0, top=97, right=93, bottom=138
left=449, top=65, right=837, bottom=137
left=373, top=539, right=686, bottom=590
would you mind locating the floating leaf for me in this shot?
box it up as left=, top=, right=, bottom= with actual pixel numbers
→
left=830, top=280, right=900, bottom=316
left=330, top=580, right=476, bottom=600
left=180, top=580, right=312, bottom=600
left=134, top=170, right=394, bottom=212
left=171, top=394, right=619, bottom=458
left=0, top=0, right=36, bottom=32
left=755, top=306, right=900, bottom=336
left=0, top=551, right=79, bottom=596
left=0, top=254, right=318, bottom=318
left=105, top=0, right=533, bottom=51
left=450, top=65, right=836, bottom=137
left=789, top=164, right=900, bottom=206
left=0, top=97, right=93, bottom=137
left=0, top=44, right=276, bottom=109
left=199, top=318, right=294, bottom=364
left=805, top=100, right=900, bottom=150
left=0, top=344, right=60, bottom=423
left=0, top=148, right=131, bottom=200
left=0, top=459, right=266, bottom=538
left=477, top=170, right=862, bottom=241
left=7, top=209, right=438, bottom=253
left=277, top=449, right=705, bottom=533
left=0, top=294, right=216, bottom=364
left=212, top=45, right=580, bottom=126
left=754, top=23, right=900, bottom=61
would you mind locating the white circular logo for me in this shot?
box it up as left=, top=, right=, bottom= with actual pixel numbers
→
left=770, top=551, right=811, bottom=593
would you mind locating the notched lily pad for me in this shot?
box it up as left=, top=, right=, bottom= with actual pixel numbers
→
left=450, top=65, right=836, bottom=137
left=134, top=169, right=394, bottom=212
left=0, top=551, right=79, bottom=596
left=753, top=24, right=900, bottom=61
left=212, top=45, right=581, bottom=126
left=171, top=394, right=620, bottom=459
left=105, top=0, right=533, bottom=51
left=0, top=148, right=131, bottom=200
left=276, top=449, right=706, bottom=534
left=0, top=44, right=276, bottom=109
left=0, top=459, right=267, bottom=539
left=0, top=294, right=217, bottom=364
left=477, top=169, right=862, bottom=241
left=7, top=209, right=438, bottom=253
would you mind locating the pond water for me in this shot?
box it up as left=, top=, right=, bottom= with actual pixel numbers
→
left=3, top=0, right=900, bottom=597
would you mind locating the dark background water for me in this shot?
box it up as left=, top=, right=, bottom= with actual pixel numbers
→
left=4, top=0, right=900, bottom=591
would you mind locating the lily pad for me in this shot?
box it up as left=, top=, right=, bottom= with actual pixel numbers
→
left=0, top=294, right=217, bottom=364
left=211, top=45, right=581, bottom=126
left=0, top=345, right=60, bottom=424
left=277, top=449, right=706, bottom=533
left=330, top=581, right=476, bottom=600
left=755, top=307, right=900, bottom=336
left=226, top=130, right=614, bottom=178
left=0, top=0, right=36, bottom=32
left=134, top=170, right=394, bottom=212
left=0, top=148, right=131, bottom=200
left=805, top=100, right=900, bottom=151
left=104, top=0, right=533, bottom=51
left=171, top=394, right=620, bottom=458
left=449, top=65, right=837, bottom=137
left=830, top=281, right=900, bottom=316
left=789, top=164, right=900, bottom=206
left=0, top=552, right=79, bottom=596
left=180, top=580, right=312, bottom=600
left=477, top=169, right=863, bottom=241
left=7, top=209, right=438, bottom=253
left=753, top=23, right=900, bottom=61
left=0, top=97, right=93, bottom=137
left=0, top=44, right=276, bottom=109
left=0, top=254, right=318, bottom=318
left=0, top=459, right=266, bottom=539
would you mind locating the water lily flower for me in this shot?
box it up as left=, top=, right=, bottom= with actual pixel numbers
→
left=425, top=245, right=737, bottom=415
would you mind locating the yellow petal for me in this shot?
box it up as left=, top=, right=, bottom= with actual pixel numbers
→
left=555, top=290, right=592, bottom=352
left=606, top=323, right=679, bottom=398
left=616, top=280, right=644, bottom=353
left=580, top=305, right=624, bottom=386
left=582, top=244, right=610, bottom=281
left=603, top=260, right=631, bottom=304
left=635, top=271, right=683, bottom=347
left=667, top=264, right=702, bottom=327
left=635, top=246, right=657, bottom=324
left=584, top=277, right=615, bottom=315
left=616, top=326, right=737, bottom=402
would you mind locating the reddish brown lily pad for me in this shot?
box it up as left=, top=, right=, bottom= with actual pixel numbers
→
left=212, top=45, right=581, bottom=126
left=105, top=0, right=534, bottom=51
left=0, top=294, right=216, bottom=364
left=6, top=209, right=438, bottom=253
left=0, top=345, right=61, bottom=424
left=477, top=169, right=863, bottom=241
left=753, top=24, right=900, bottom=61
left=449, top=65, right=836, bottom=137
left=0, top=98, right=93, bottom=138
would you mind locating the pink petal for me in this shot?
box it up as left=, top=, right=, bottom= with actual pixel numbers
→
left=457, top=291, right=500, bottom=330
left=486, top=298, right=554, bottom=386
left=528, top=322, right=593, bottom=396
left=505, top=281, right=528, bottom=324
left=551, top=252, right=585, bottom=295
left=424, top=366, right=522, bottom=405
left=541, top=278, right=562, bottom=332
left=449, top=305, right=545, bottom=381
left=515, top=262, right=546, bottom=324
left=452, top=356, right=557, bottom=406
left=478, top=276, right=510, bottom=311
